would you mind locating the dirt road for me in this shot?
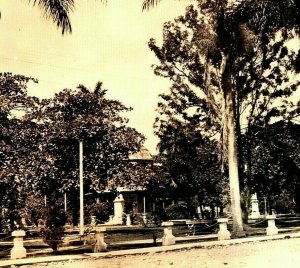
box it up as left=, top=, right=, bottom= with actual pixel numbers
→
left=21, top=238, right=300, bottom=268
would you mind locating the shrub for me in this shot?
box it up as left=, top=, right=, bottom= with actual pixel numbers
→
left=85, top=202, right=113, bottom=224
left=41, top=206, right=66, bottom=252
left=275, top=195, right=295, bottom=214
left=165, top=204, right=189, bottom=220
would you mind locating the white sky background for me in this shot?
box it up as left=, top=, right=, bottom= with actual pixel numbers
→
left=0, top=0, right=194, bottom=154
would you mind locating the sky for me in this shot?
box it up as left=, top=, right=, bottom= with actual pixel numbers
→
left=0, top=0, right=194, bottom=154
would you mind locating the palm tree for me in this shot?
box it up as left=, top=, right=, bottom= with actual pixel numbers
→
left=31, top=0, right=75, bottom=34
left=143, top=0, right=300, bottom=235
left=0, top=1, right=74, bottom=34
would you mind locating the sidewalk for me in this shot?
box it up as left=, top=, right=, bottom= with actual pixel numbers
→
left=1, top=231, right=300, bottom=267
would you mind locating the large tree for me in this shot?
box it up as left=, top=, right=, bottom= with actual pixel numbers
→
left=150, top=3, right=299, bottom=190
left=145, top=0, right=300, bottom=235
left=0, top=76, right=144, bottom=227
left=154, top=79, right=226, bottom=216
left=247, top=121, right=300, bottom=212
left=0, top=73, right=40, bottom=230
left=155, top=117, right=226, bottom=217
left=31, top=82, right=144, bottom=223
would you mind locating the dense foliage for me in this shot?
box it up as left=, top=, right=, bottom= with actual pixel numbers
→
left=0, top=75, right=144, bottom=230
left=150, top=1, right=300, bottom=222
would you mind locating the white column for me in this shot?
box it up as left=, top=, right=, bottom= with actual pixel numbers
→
left=113, top=194, right=125, bottom=225
left=79, top=140, right=84, bottom=235
left=44, top=195, right=47, bottom=206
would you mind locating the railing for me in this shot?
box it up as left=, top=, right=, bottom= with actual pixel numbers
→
left=1, top=214, right=299, bottom=259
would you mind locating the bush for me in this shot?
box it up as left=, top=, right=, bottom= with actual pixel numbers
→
left=85, top=202, right=113, bottom=224
left=275, top=195, right=295, bottom=214
left=41, top=206, right=66, bottom=252
left=165, top=204, right=189, bottom=220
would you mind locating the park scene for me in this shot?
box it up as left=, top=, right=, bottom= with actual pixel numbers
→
left=0, top=0, right=300, bottom=267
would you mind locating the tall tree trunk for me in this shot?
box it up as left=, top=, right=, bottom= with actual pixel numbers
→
left=235, top=87, right=249, bottom=222
left=222, top=56, right=244, bottom=235
left=235, top=88, right=244, bottom=190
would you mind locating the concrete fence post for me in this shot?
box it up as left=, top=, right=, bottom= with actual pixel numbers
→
left=162, top=221, right=175, bottom=246
left=266, top=215, right=278, bottom=236
left=217, top=218, right=231, bottom=240
left=92, top=227, right=107, bottom=253
left=11, top=230, right=26, bottom=259
left=126, top=214, right=132, bottom=226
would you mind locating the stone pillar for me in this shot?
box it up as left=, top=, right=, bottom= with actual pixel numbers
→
left=266, top=215, right=278, bottom=236
left=113, top=194, right=125, bottom=225
left=249, top=193, right=260, bottom=220
left=217, top=218, right=231, bottom=240
left=92, top=227, right=107, bottom=253
left=162, top=222, right=175, bottom=246
left=11, top=230, right=26, bottom=259
left=91, top=216, right=97, bottom=227
left=126, top=214, right=132, bottom=226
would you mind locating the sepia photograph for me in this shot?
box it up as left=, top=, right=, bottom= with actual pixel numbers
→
left=0, top=0, right=299, bottom=267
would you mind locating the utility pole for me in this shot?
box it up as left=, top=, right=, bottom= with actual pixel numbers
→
left=64, top=193, right=67, bottom=212
left=79, top=140, right=84, bottom=235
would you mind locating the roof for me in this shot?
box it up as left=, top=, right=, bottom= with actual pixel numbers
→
left=128, top=146, right=152, bottom=161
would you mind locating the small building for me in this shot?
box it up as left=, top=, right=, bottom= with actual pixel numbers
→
left=103, top=147, right=157, bottom=216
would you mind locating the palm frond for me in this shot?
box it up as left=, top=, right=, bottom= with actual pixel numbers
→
left=31, top=0, right=75, bottom=34
left=94, top=81, right=103, bottom=95
left=77, top=84, right=89, bottom=93
left=142, top=0, right=162, bottom=11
